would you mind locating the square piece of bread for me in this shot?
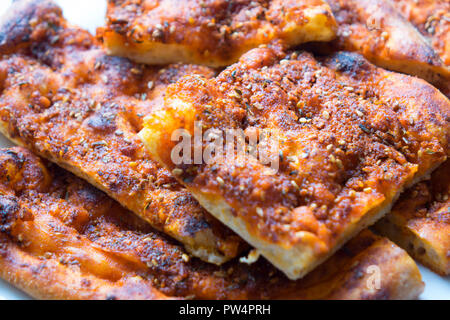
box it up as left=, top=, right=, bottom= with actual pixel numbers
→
left=99, top=0, right=337, bottom=67
left=140, top=47, right=450, bottom=279
left=375, top=160, right=450, bottom=276
left=0, top=147, right=424, bottom=299
left=323, top=0, right=450, bottom=94
left=0, top=0, right=244, bottom=264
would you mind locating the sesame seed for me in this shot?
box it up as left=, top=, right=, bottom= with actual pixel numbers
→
left=363, top=187, right=372, bottom=193
left=322, top=110, right=330, bottom=120
left=216, top=177, right=225, bottom=186
left=182, top=254, right=190, bottom=263
left=147, top=81, right=154, bottom=89
left=256, top=207, right=264, bottom=217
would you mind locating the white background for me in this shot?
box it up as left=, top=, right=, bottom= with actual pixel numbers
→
left=0, top=0, right=448, bottom=300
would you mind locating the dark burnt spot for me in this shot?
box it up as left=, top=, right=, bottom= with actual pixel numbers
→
left=3, top=149, right=25, bottom=169
left=184, top=215, right=210, bottom=236
left=327, top=52, right=371, bottom=77
left=86, top=113, right=116, bottom=133
left=0, top=0, right=63, bottom=56
left=0, top=195, right=19, bottom=233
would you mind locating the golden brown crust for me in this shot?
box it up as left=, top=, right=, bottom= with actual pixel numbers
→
left=99, top=0, right=337, bottom=67
left=0, top=147, right=424, bottom=299
left=0, top=0, right=244, bottom=264
left=140, top=48, right=450, bottom=279
left=375, top=160, right=450, bottom=276
left=391, top=0, right=450, bottom=66
left=324, top=0, right=450, bottom=93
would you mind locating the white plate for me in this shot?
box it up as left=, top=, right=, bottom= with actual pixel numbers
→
left=0, top=0, right=448, bottom=300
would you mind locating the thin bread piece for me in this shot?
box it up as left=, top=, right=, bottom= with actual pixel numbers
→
left=0, top=147, right=424, bottom=299
left=375, top=160, right=450, bottom=276
left=0, top=0, right=244, bottom=264
left=99, top=0, right=337, bottom=67
left=391, top=0, right=449, bottom=66
left=140, top=48, right=450, bottom=279
left=324, top=0, right=450, bottom=274
left=323, top=0, right=450, bottom=94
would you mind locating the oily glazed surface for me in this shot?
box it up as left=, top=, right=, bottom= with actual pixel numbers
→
left=392, top=0, right=450, bottom=66
left=141, top=47, right=450, bottom=278
left=0, top=0, right=244, bottom=264
left=100, top=0, right=337, bottom=66
left=0, top=147, right=424, bottom=299
left=323, top=0, right=450, bottom=93
left=375, top=160, right=450, bottom=276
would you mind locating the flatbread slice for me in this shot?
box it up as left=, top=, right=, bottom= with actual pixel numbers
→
left=0, top=147, right=424, bottom=299
left=391, top=0, right=449, bottom=66
left=0, top=0, right=243, bottom=264
left=99, top=0, right=337, bottom=67
left=140, top=47, right=450, bottom=279
left=323, top=0, right=450, bottom=94
left=375, top=160, right=450, bottom=276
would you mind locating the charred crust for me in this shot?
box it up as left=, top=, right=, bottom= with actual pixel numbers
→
left=0, top=0, right=62, bottom=54
left=0, top=195, right=19, bottom=233
left=326, top=51, right=371, bottom=76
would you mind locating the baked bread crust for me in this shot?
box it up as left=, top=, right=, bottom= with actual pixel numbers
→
left=375, top=160, right=450, bottom=276
left=140, top=47, right=450, bottom=279
left=0, top=0, right=244, bottom=264
left=0, top=147, right=424, bottom=299
left=324, top=0, right=450, bottom=94
left=392, top=0, right=449, bottom=66
left=99, top=0, right=337, bottom=67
